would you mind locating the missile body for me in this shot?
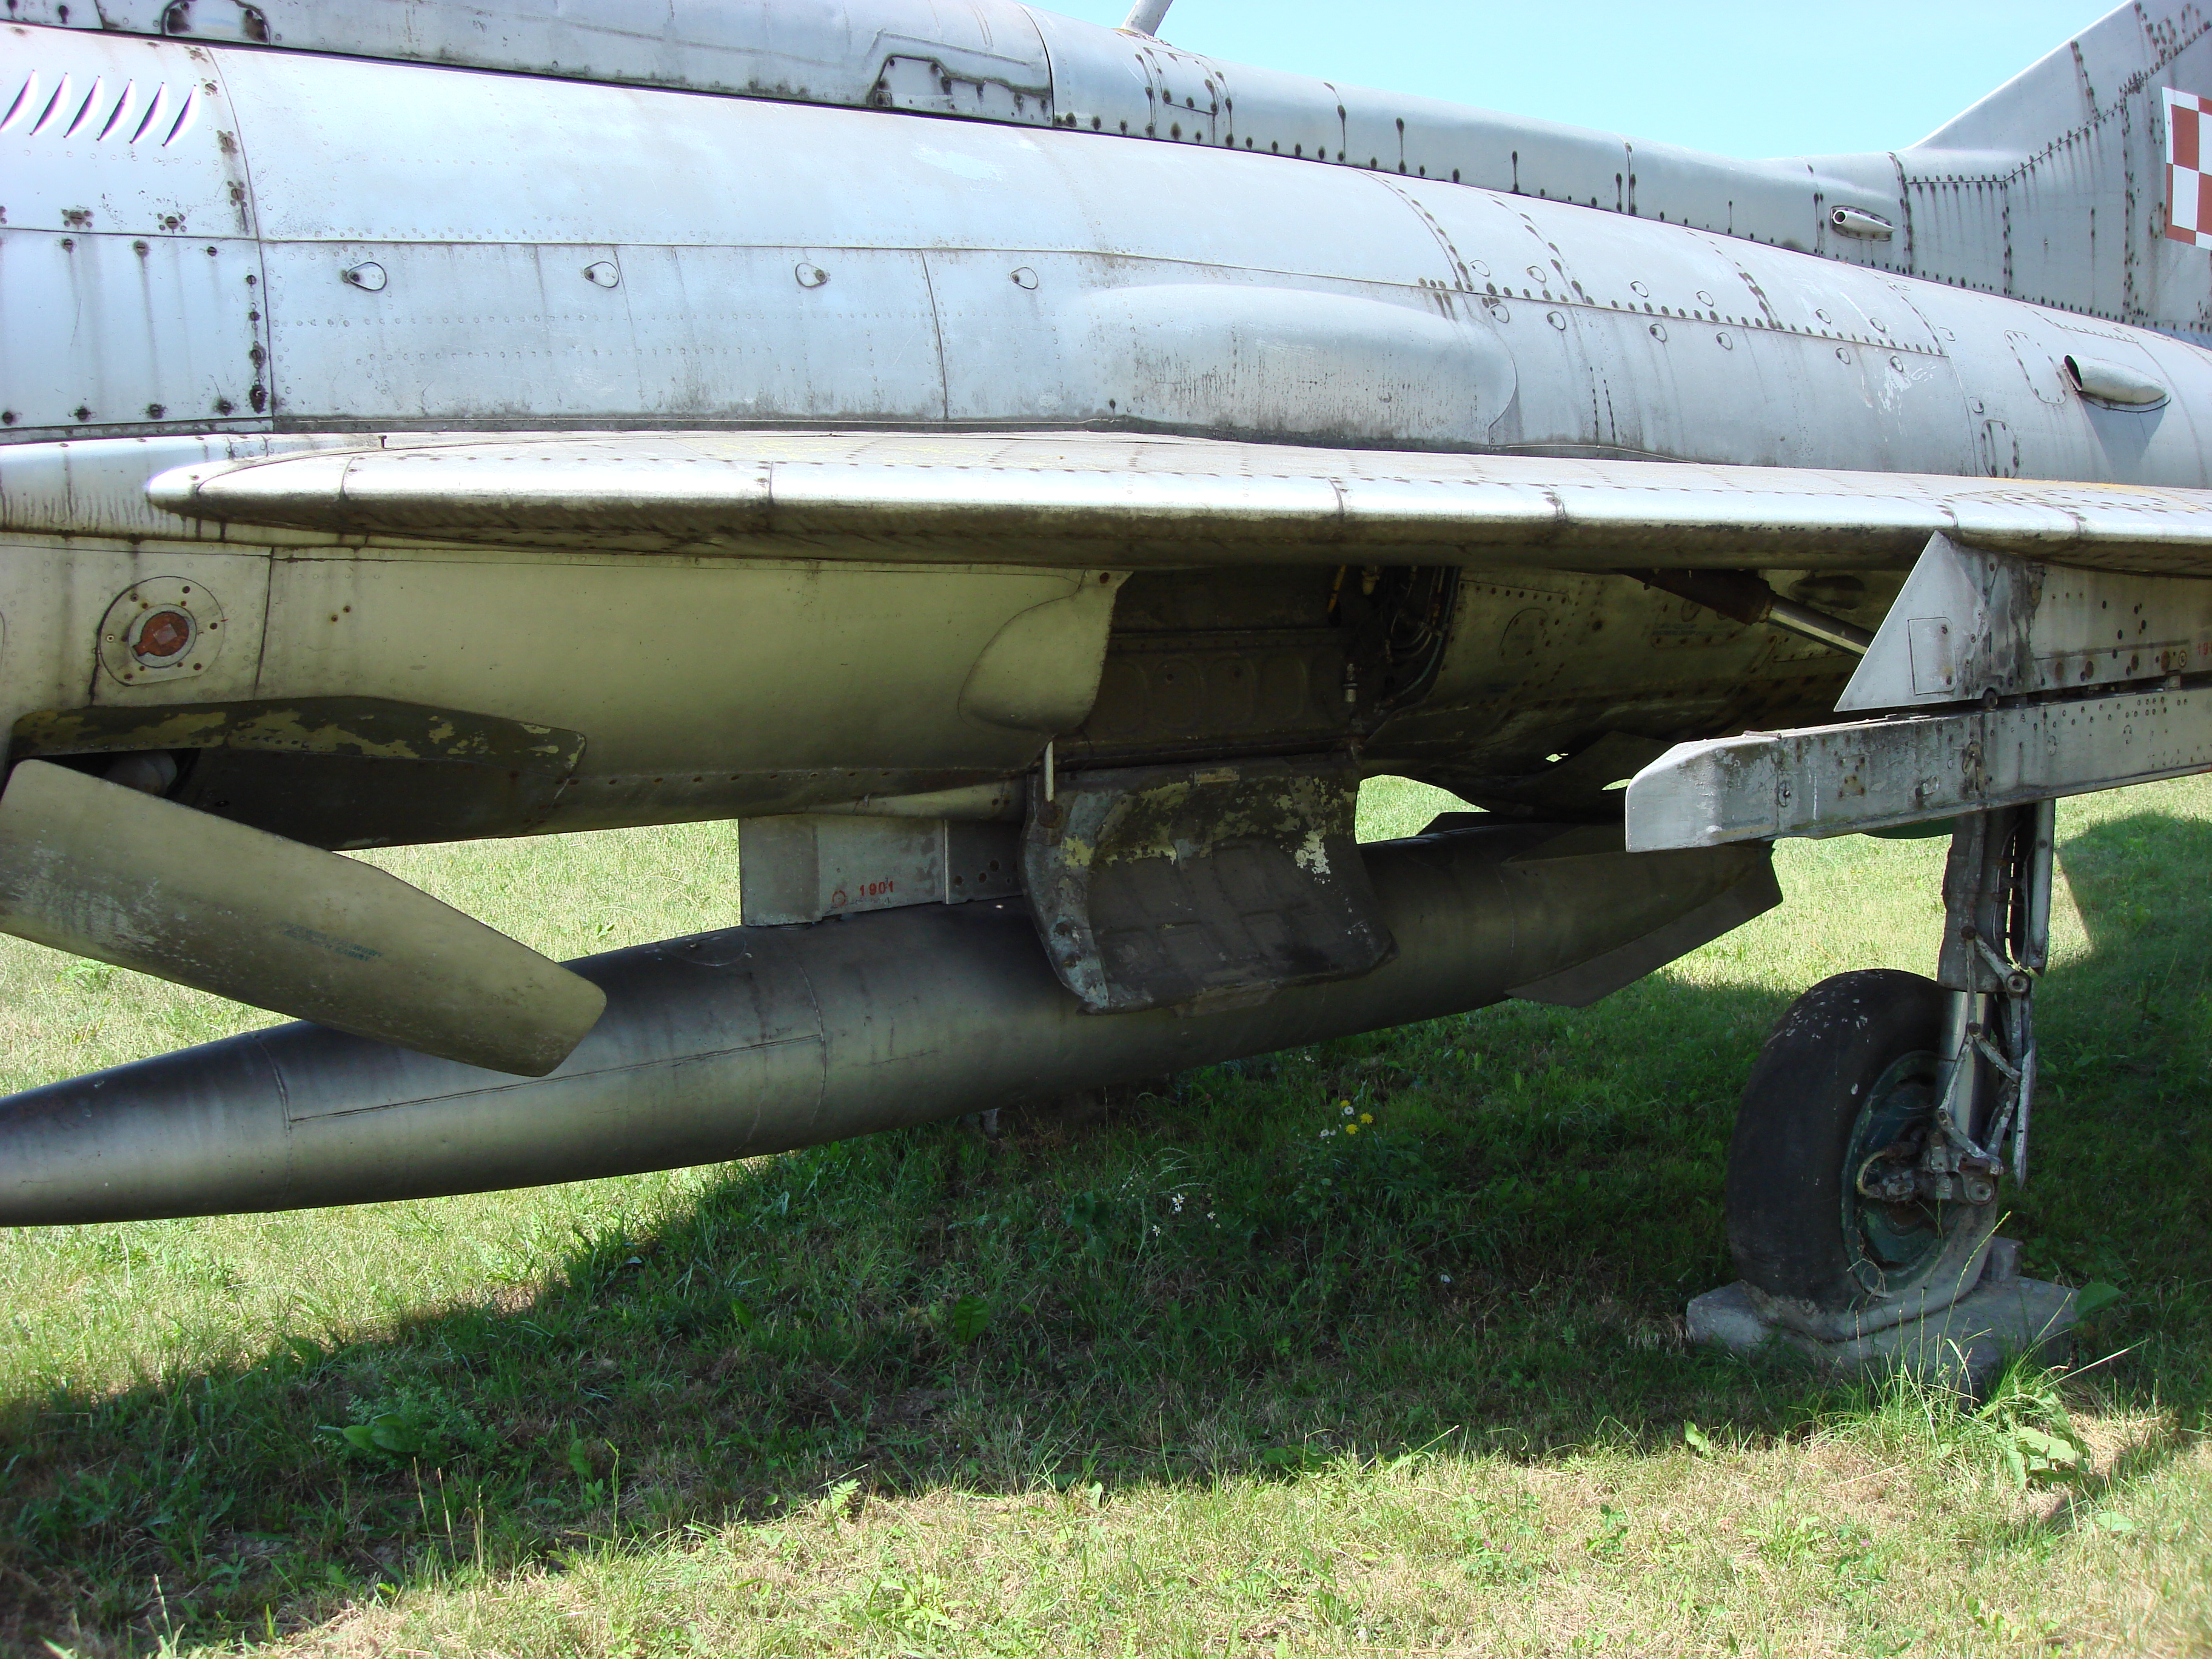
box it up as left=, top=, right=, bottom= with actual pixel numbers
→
left=0, top=825, right=1772, bottom=1226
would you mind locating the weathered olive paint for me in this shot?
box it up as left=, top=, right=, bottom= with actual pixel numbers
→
left=0, top=825, right=1774, bottom=1226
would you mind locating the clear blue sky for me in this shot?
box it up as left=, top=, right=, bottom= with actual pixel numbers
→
left=1041, top=1, right=2122, bottom=158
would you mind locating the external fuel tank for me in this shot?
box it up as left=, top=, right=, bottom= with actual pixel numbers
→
left=0, top=822, right=1774, bottom=1226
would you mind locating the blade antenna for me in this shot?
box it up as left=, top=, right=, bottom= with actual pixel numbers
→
left=1121, top=0, right=1172, bottom=36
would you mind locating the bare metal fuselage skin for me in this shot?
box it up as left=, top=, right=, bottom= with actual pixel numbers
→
left=4, top=18, right=2210, bottom=842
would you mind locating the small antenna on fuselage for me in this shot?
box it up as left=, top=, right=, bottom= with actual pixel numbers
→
left=1120, top=0, right=1172, bottom=37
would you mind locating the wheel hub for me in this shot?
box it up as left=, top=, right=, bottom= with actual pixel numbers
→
left=1842, top=1050, right=1991, bottom=1296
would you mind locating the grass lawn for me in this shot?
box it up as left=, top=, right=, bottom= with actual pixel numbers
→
left=0, top=777, right=2205, bottom=1655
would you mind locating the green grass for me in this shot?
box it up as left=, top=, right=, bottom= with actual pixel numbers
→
left=1, top=779, right=2207, bottom=1655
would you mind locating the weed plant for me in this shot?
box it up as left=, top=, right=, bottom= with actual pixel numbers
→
left=0, top=780, right=2205, bottom=1654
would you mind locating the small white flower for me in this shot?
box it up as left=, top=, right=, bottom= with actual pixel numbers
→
left=1438, top=1273, right=1453, bottom=1285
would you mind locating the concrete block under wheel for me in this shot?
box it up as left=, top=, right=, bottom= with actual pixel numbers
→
left=1688, top=1241, right=2079, bottom=1390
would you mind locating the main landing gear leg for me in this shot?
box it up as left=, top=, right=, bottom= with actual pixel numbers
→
left=1689, top=801, right=2078, bottom=1378
left=1931, top=800, right=2055, bottom=1196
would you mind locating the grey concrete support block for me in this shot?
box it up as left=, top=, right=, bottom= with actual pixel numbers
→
left=1687, top=1239, right=2077, bottom=1390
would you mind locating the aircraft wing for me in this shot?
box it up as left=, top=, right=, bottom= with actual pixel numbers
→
left=143, top=431, right=2212, bottom=577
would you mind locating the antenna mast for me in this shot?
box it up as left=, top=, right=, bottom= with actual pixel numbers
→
left=1121, top=0, right=1172, bottom=36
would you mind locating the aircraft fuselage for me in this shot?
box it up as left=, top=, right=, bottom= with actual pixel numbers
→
left=2, top=22, right=2207, bottom=840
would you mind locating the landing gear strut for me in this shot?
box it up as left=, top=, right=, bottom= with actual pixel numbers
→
left=1724, top=800, right=2054, bottom=1335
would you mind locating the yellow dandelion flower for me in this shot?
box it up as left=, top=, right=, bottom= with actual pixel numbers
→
left=1359, top=1113, right=1374, bottom=1125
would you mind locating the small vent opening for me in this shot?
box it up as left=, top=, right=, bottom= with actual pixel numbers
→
left=2, top=70, right=199, bottom=147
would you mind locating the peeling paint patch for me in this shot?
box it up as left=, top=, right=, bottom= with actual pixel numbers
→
left=1021, top=756, right=1390, bottom=1013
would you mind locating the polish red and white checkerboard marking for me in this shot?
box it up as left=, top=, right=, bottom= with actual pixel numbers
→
left=2166, top=88, right=2212, bottom=248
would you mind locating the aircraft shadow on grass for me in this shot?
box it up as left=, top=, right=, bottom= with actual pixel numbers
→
left=2, top=813, right=2207, bottom=1646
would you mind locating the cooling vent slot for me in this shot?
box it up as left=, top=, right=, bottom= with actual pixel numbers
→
left=0, top=72, right=201, bottom=147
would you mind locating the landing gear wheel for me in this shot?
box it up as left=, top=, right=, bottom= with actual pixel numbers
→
left=1726, top=969, right=1994, bottom=1315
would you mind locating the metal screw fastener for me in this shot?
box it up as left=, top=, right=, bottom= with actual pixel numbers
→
left=1010, top=266, right=1039, bottom=290
left=341, top=261, right=386, bottom=292
left=794, top=262, right=830, bottom=289
left=582, top=261, right=620, bottom=289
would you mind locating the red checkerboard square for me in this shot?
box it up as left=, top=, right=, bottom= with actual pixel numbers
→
left=2166, top=88, right=2212, bottom=247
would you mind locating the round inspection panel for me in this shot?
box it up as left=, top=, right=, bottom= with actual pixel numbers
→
left=98, top=577, right=225, bottom=687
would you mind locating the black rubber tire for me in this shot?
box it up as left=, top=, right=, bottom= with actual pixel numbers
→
left=1724, top=968, right=1949, bottom=1311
